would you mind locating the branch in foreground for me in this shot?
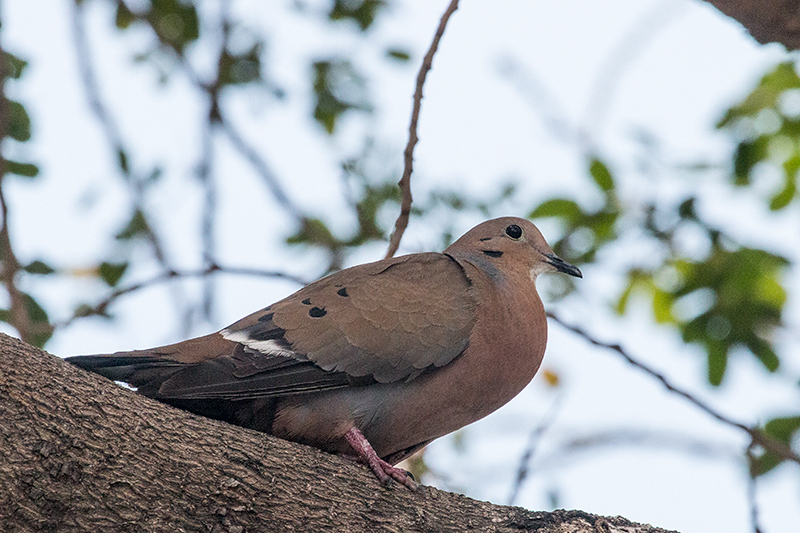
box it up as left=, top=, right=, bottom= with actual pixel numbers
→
left=385, top=0, right=460, bottom=259
left=0, top=334, right=674, bottom=532
left=548, top=313, right=800, bottom=468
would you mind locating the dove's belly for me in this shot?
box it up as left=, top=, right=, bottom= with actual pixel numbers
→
left=270, top=298, right=547, bottom=462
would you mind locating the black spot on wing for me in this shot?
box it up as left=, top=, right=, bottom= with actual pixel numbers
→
left=337, top=287, right=348, bottom=297
left=309, top=306, right=326, bottom=318
left=249, top=326, right=286, bottom=342
left=302, top=298, right=312, bottom=305
left=232, top=313, right=288, bottom=344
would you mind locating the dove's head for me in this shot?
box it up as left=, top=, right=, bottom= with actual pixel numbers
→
left=445, top=217, right=582, bottom=282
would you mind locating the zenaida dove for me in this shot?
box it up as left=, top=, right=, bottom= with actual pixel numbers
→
left=67, top=217, right=581, bottom=490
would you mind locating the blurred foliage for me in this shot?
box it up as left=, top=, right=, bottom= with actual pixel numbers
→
left=529, top=60, right=800, bottom=474
left=115, top=209, right=151, bottom=241
left=718, top=62, right=800, bottom=210
left=312, top=59, right=371, bottom=134
left=750, top=416, right=800, bottom=476
left=99, top=262, right=130, bottom=288
left=115, top=0, right=199, bottom=54
left=529, top=156, right=619, bottom=265
left=0, top=50, right=51, bottom=347
left=328, top=0, right=387, bottom=31
left=617, top=245, right=786, bottom=385
left=217, top=43, right=262, bottom=88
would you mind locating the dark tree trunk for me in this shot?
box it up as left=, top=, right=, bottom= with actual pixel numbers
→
left=0, top=334, right=674, bottom=532
left=702, top=0, right=800, bottom=50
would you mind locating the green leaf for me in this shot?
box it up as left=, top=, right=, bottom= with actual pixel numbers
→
left=750, top=448, right=783, bottom=477
left=218, top=44, right=262, bottom=87
left=329, top=0, right=386, bottom=31
left=6, top=160, right=39, bottom=178
left=6, top=159, right=39, bottom=178
left=732, top=141, right=761, bottom=185
left=667, top=245, right=787, bottom=384
left=386, top=48, right=411, bottom=62
left=24, top=293, right=48, bottom=323
left=311, top=60, right=370, bottom=134
left=529, top=198, right=583, bottom=224
left=24, top=260, right=55, bottom=275
left=615, top=276, right=638, bottom=315
left=117, top=148, right=130, bottom=174
left=718, top=62, right=800, bottom=128
left=589, top=158, right=614, bottom=192
left=652, top=289, right=675, bottom=324
left=751, top=415, right=800, bottom=476
left=115, top=1, right=137, bottom=29
left=287, top=218, right=338, bottom=248
left=707, top=342, right=727, bottom=386
left=115, top=210, right=150, bottom=240
left=149, top=0, right=200, bottom=54
left=73, top=303, right=108, bottom=319
left=99, top=262, right=128, bottom=287
left=8, top=100, right=31, bottom=142
left=770, top=155, right=799, bottom=210
left=764, top=416, right=800, bottom=441
left=21, top=293, right=53, bottom=347
left=678, top=197, right=697, bottom=220
left=4, top=52, right=28, bottom=79
left=748, top=338, right=780, bottom=372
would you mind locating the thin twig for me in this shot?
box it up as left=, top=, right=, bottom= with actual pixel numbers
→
left=71, top=1, right=126, bottom=162
left=508, top=393, right=563, bottom=506
left=497, top=57, right=586, bottom=149
left=499, top=2, right=682, bottom=156
left=55, top=265, right=309, bottom=330
left=582, top=0, right=685, bottom=138
left=198, top=114, right=216, bottom=322
left=548, top=312, right=800, bottom=468
left=119, top=0, right=307, bottom=225
left=745, top=444, right=764, bottom=533
left=71, top=0, right=190, bottom=321
left=385, top=0, right=460, bottom=259
left=525, top=428, right=741, bottom=476
left=216, top=118, right=306, bottom=223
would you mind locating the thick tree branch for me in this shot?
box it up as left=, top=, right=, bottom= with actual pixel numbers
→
left=0, top=334, right=673, bottom=532
left=701, top=0, right=800, bottom=50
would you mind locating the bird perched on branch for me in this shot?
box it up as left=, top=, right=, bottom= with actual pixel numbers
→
left=67, top=217, right=581, bottom=490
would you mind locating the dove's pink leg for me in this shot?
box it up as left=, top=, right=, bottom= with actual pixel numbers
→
left=344, top=427, right=418, bottom=491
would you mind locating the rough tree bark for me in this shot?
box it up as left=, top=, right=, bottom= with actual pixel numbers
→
left=0, top=333, right=675, bottom=533
left=702, top=0, right=800, bottom=50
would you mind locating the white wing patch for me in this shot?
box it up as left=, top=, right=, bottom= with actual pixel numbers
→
left=220, top=329, right=297, bottom=357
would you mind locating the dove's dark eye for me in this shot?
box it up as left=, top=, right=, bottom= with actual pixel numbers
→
left=505, top=224, right=522, bottom=239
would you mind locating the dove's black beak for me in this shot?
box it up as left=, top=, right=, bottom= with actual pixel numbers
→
left=545, top=254, right=582, bottom=278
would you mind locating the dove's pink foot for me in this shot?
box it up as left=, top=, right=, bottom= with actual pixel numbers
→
left=344, top=427, right=419, bottom=491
